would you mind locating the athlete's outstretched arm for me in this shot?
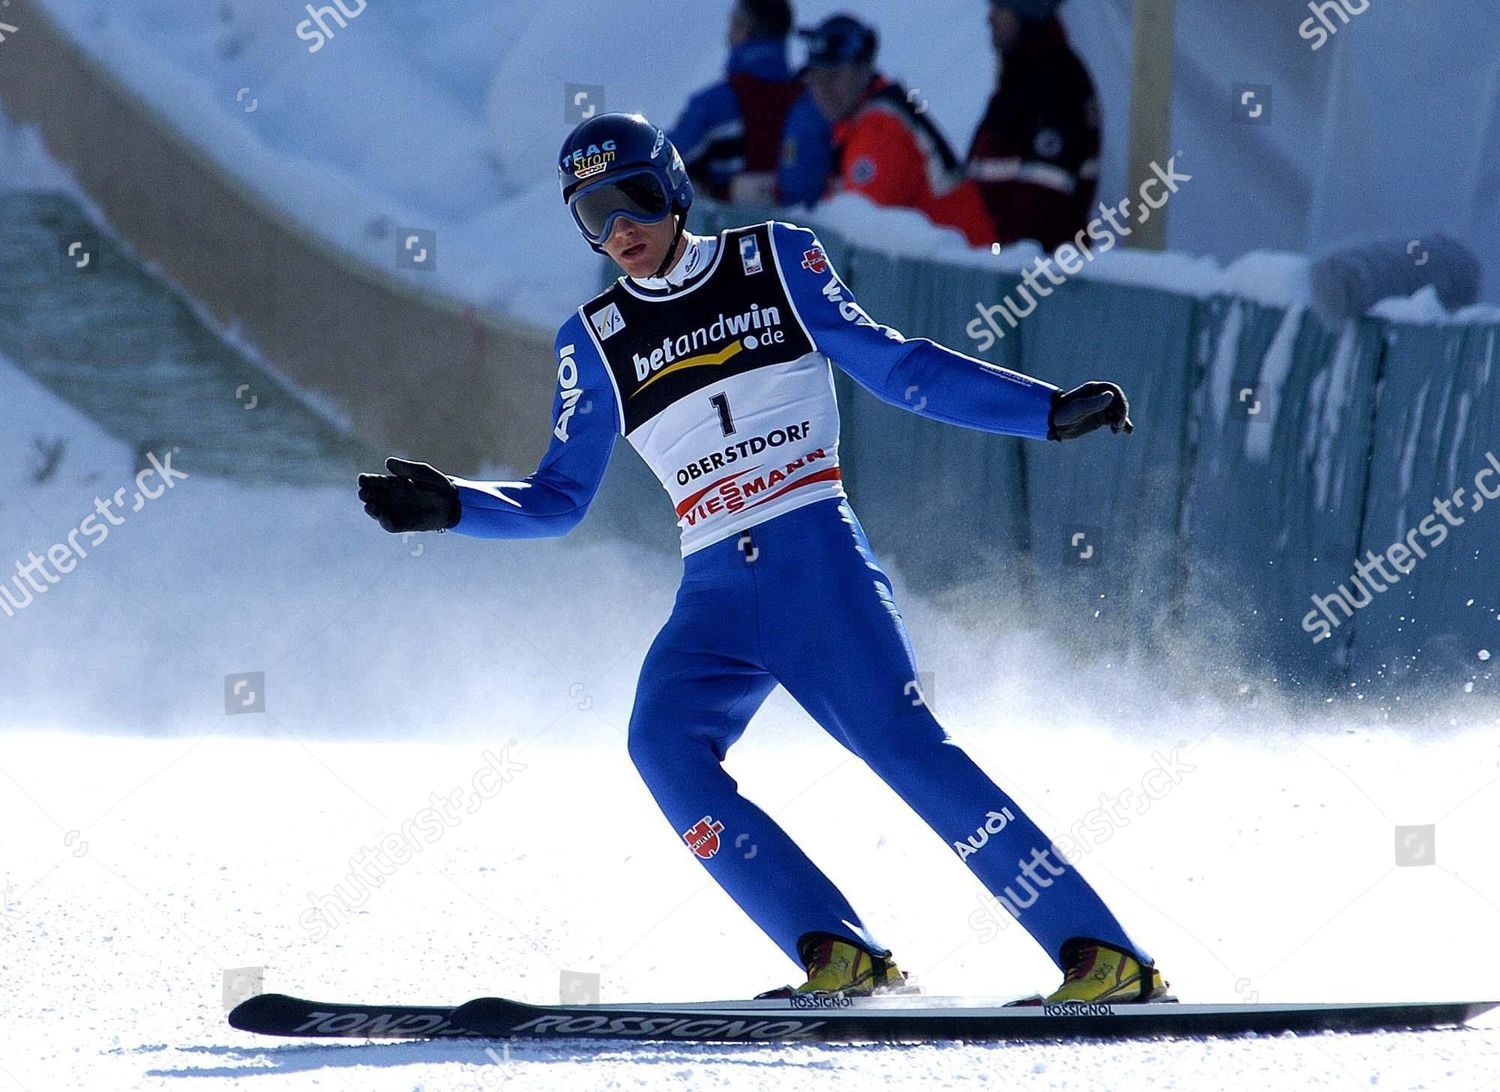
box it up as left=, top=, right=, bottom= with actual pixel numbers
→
left=450, top=320, right=618, bottom=539
left=358, top=317, right=618, bottom=539
left=769, top=222, right=1130, bottom=442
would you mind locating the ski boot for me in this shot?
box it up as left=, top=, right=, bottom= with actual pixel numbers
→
left=756, top=932, right=913, bottom=999
left=1009, top=939, right=1173, bottom=1006
left=1043, top=940, right=1173, bottom=1003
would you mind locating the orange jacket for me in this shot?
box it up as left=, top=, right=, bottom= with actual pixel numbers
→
left=831, top=77, right=996, bottom=248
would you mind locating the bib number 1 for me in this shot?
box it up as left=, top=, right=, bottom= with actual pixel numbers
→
left=710, top=392, right=736, bottom=437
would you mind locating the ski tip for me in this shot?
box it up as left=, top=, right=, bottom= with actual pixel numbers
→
left=227, top=992, right=296, bottom=1031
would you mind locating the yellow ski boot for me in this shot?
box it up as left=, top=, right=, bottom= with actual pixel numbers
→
left=756, top=933, right=912, bottom=999
left=1042, top=940, right=1173, bottom=1003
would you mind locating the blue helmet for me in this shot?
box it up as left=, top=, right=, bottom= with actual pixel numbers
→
left=558, top=112, right=693, bottom=253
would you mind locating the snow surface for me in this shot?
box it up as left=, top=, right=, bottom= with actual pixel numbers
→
left=5, top=9, right=1500, bottom=1089
left=3, top=342, right=1500, bottom=1091
left=23, top=0, right=1500, bottom=332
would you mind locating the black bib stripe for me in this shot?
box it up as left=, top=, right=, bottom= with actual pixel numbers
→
left=582, top=225, right=816, bottom=435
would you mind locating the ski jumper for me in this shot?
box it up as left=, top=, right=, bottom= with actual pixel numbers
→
left=451, top=222, right=1149, bottom=970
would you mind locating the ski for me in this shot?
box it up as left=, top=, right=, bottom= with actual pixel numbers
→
left=228, top=993, right=480, bottom=1039
left=229, top=991, right=1498, bottom=1043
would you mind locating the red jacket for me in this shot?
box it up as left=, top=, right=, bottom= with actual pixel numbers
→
left=966, top=20, right=1101, bottom=250
left=831, top=77, right=996, bottom=248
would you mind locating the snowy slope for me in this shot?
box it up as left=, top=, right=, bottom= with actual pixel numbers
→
left=5, top=728, right=1500, bottom=1091
left=5, top=20, right=1500, bottom=1087
left=3, top=344, right=1500, bottom=1091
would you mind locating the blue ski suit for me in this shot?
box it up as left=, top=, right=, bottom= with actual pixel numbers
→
left=451, top=222, right=1149, bottom=970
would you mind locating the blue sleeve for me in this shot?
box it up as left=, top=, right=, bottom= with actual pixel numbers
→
left=769, top=222, right=1057, bottom=440
left=449, top=317, right=618, bottom=539
left=778, top=93, right=833, bottom=207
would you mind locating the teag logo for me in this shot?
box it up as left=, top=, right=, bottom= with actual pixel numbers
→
left=564, top=140, right=618, bottom=182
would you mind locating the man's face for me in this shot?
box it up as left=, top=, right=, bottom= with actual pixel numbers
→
left=728, top=5, right=750, bottom=47
left=806, top=63, right=870, bottom=123
left=988, top=6, right=1023, bottom=52
left=601, top=214, right=680, bottom=278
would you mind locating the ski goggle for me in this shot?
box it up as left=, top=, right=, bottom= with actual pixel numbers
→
left=568, top=168, right=672, bottom=245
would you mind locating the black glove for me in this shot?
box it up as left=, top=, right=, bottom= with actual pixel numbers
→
left=357, top=458, right=461, bottom=533
left=1048, top=382, right=1134, bottom=442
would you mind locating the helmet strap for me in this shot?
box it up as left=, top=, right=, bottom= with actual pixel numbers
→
left=649, top=214, right=686, bottom=279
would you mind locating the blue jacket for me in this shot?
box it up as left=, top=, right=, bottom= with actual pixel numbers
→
left=670, top=38, right=832, bottom=207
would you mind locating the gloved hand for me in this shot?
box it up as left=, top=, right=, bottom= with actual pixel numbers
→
left=1048, top=382, right=1134, bottom=441
left=357, top=458, right=461, bottom=533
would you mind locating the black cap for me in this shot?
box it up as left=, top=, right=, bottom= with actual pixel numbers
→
left=988, top=0, right=1066, bottom=21
left=738, top=0, right=794, bottom=39
left=798, top=13, right=879, bottom=67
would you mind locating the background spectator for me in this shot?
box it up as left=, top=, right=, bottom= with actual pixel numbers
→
left=800, top=13, right=995, bottom=246
left=778, top=84, right=834, bottom=208
left=967, top=0, right=1101, bottom=249
left=670, top=0, right=828, bottom=206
